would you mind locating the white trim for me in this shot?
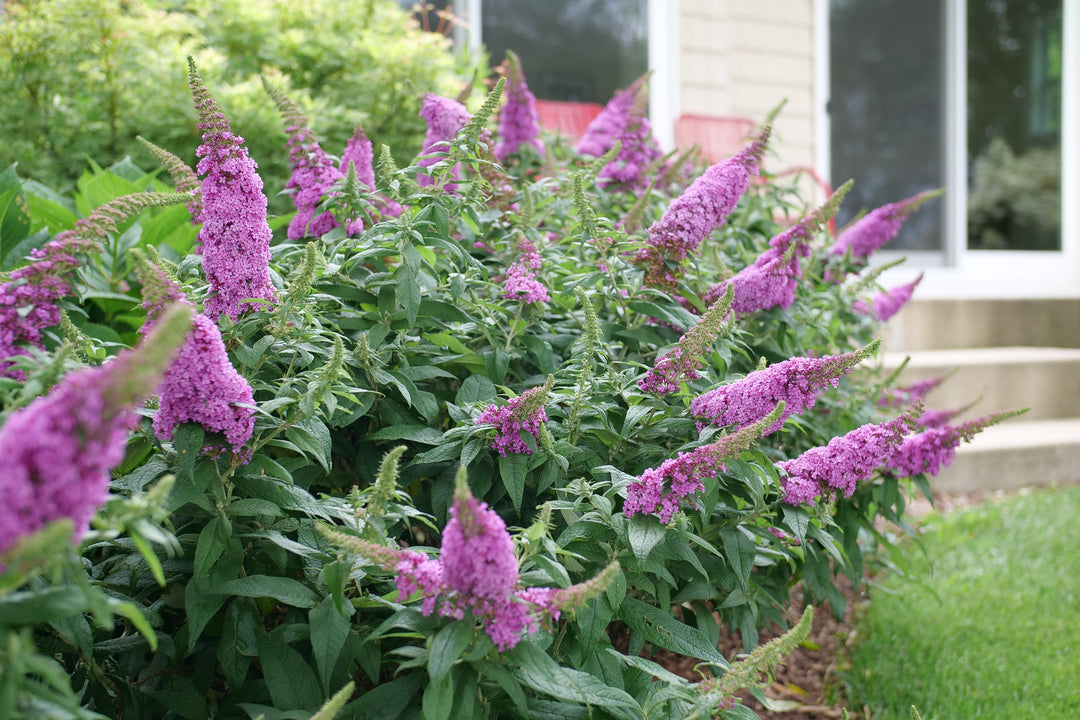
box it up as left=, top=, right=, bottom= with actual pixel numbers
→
left=648, top=0, right=678, bottom=151
left=466, top=0, right=482, bottom=54
left=813, top=0, right=830, bottom=204
left=944, top=0, right=966, bottom=270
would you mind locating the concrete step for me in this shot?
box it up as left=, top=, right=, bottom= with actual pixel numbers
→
left=929, top=418, right=1080, bottom=493
left=880, top=298, right=1080, bottom=352
left=880, top=346, right=1080, bottom=422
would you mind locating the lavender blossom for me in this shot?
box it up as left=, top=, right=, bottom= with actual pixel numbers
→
left=691, top=343, right=879, bottom=435
left=886, top=410, right=1022, bottom=478
left=339, top=127, right=402, bottom=235
left=778, top=409, right=917, bottom=505
left=417, top=93, right=472, bottom=191
left=495, top=50, right=545, bottom=163
left=855, top=273, right=923, bottom=322
left=576, top=74, right=645, bottom=158
left=189, top=58, right=277, bottom=322
left=476, top=379, right=551, bottom=456
left=637, top=126, right=770, bottom=290
left=0, top=306, right=191, bottom=555
left=625, top=404, right=784, bottom=522
left=501, top=237, right=549, bottom=304
left=703, top=250, right=802, bottom=318
left=830, top=189, right=941, bottom=260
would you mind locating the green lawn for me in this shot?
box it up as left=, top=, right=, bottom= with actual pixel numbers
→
left=846, top=485, right=1080, bottom=719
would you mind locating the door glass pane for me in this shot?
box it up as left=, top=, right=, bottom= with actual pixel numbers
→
left=480, top=0, right=648, bottom=103
left=967, top=0, right=1062, bottom=251
left=829, top=0, right=946, bottom=252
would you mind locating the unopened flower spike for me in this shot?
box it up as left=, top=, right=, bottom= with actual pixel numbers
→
left=369, top=445, right=407, bottom=514
left=621, top=175, right=659, bottom=233
left=137, top=136, right=202, bottom=222
left=189, top=56, right=277, bottom=321
left=886, top=407, right=1028, bottom=479
left=639, top=283, right=734, bottom=396
left=571, top=174, right=600, bottom=241
left=552, top=560, right=620, bottom=613
left=460, top=76, right=505, bottom=143
left=581, top=141, right=621, bottom=186
left=848, top=256, right=908, bottom=294
left=625, top=402, right=786, bottom=522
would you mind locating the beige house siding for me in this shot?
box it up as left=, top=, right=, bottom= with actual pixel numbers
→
left=676, top=0, right=817, bottom=182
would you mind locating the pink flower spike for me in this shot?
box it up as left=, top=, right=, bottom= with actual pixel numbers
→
left=417, top=93, right=472, bottom=192
left=495, top=50, right=545, bottom=163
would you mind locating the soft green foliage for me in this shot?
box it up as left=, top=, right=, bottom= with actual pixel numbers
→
left=847, top=486, right=1080, bottom=719
left=0, top=0, right=473, bottom=207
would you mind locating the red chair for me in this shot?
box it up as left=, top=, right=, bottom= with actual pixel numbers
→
left=535, top=100, right=604, bottom=140
left=674, top=114, right=756, bottom=164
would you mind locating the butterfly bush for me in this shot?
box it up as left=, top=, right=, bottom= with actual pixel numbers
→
left=691, top=343, right=879, bottom=434
left=189, top=58, right=277, bottom=322
left=417, top=93, right=472, bottom=191
left=779, top=409, right=918, bottom=506
left=886, top=410, right=1021, bottom=478
left=133, top=251, right=255, bottom=456
left=855, top=272, right=924, bottom=321
left=639, top=284, right=733, bottom=395
left=0, top=306, right=190, bottom=555
left=575, top=75, right=643, bottom=158
left=636, top=126, right=770, bottom=290
left=340, top=126, right=402, bottom=234
left=830, top=189, right=941, bottom=262
left=494, top=50, right=544, bottom=163
left=476, top=379, right=552, bottom=456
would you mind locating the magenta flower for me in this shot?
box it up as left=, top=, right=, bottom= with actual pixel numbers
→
left=691, top=344, right=878, bottom=435
left=878, top=374, right=949, bottom=407
left=285, top=130, right=342, bottom=240
left=476, top=381, right=550, bottom=456
left=441, top=483, right=520, bottom=601
left=189, top=59, right=277, bottom=322
left=576, top=74, right=645, bottom=158
left=855, top=273, right=923, bottom=322
left=417, top=93, right=472, bottom=191
left=625, top=404, right=783, bottom=522
left=703, top=252, right=802, bottom=318
left=830, top=189, right=941, bottom=261
left=0, top=306, right=191, bottom=555
left=887, top=410, right=1020, bottom=478
left=778, top=410, right=917, bottom=505
left=495, top=51, right=544, bottom=163
left=636, top=127, right=770, bottom=290
left=598, top=109, right=663, bottom=190
left=339, top=127, right=403, bottom=235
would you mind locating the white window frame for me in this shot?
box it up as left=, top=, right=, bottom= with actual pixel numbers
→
left=817, top=0, right=1080, bottom=299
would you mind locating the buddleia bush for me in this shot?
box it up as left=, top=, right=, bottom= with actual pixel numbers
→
left=0, top=53, right=1022, bottom=720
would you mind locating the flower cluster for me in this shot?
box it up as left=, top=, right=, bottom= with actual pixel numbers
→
left=703, top=251, right=802, bottom=318
left=189, top=59, right=277, bottom=322
left=829, top=189, right=941, bottom=261
left=501, top=237, right=549, bottom=305
left=778, top=408, right=918, bottom=505
left=0, top=306, right=191, bottom=555
left=476, top=379, right=551, bottom=456
left=575, top=75, right=643, bottom=158
left=691, top=343, right=879, bottom=434
left=494, top=50, right=544, bottom=163
left=624, top=404, right=784, bottom=522
left=638, top=284, right=733, bottom=395
left=133, top=251, right=256, bottom=456
left=321, top=474, right=618, bottom=651
left=417, top=93, right=472, bottom=191
left=886, top=410, right=1021, bottom=478
left=273, top=95, right=344, bottom=240
left=878, top=373, right=949, bottom=407
left=636, top=127, right=770, bottom=290
left=339, top=126, right=403, bottom=235
left=854, top=273, right=923, bottom=321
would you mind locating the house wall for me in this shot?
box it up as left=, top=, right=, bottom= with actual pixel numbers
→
left=676, top=0, right=817, bottom=178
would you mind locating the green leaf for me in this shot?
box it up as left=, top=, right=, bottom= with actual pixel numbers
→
left=456, top=374, right=497, bottom=405
left=720, top=528, right=756, bottom=590
left=184, top=579, right=228, bottom=651
left=287, top=418, right=332, bottom=473
left=0, top=587, right=89, bottom=625
left=626, top=516, right=667, bottom=565
left=628, top=300, right=697, bottom=331
left=173, top=423, right=205, bottom=480
left=310, top=596, right=352, bottom=695
left=233, top=475, right=331, bottom=520
left=617, top=598, right=729, bottom=667
left=472, top=660, right=528, bottom=717
left=257, top=630, right=323, bottom=711
left=194, top=514, right=231, bottom=578
left=366, top=425, right=444, bottom=445
left=218, top=598, right=259, bottom=689
left=217, top=576, right=320, bottom=608
left=499, top=452, right=529, bottom=514
left=428, top=620, right=473, bottom=683
left=395, top=263, right=420, bottom=328
left=782, top=506, right=810, bottom=545
left=421, top=671, right=453, bottom=720
left=808, top=524, right=847, bottom=566
left=346, top=673, right=424, bottom=720
left=509, top=642, right=642, bottom=719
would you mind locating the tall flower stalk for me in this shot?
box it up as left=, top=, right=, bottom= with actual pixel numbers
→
left=495, top=50, right=544, bottom=163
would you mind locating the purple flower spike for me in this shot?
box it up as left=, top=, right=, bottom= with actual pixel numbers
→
left=691, top=343, right=878, bottom=435
left=637, top=126, right=770, bottom=290
left=0, top=306, right=191, bottom=555
left=442, top=478, right=520, bottom=601
left=830, top=189, right=942, bottom=261
left=476, top=380, right=551, bottom=456
left=778, top=409, right=918, bottom=505
left=189, top=59, right=276, bottom=322
left=418, top=93, right=472, bottom=191
left=339, top=127, right=402, bottom=235
left=886, top=409, right=1023, bottom=478
left=495, top=50, right=544, bottom=163
left=857, top=273, right=923, bottom=322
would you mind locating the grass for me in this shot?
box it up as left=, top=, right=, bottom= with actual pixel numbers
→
left=844, top=485, right=1080, bottom=719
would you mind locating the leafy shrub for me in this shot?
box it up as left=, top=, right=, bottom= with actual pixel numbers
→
left=0, top=0, right=472, bottom=208
left=0, top=54, right=1018, bottom=720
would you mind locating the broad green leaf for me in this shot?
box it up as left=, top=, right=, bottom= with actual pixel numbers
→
left=420, top=671, right=453, bottom=720
left=257, top=630, right=322, bottom=711
left=0, top=587, right=89, bottom=624
left=509, top=642, right=642, bottom=719
left=172, top=423, right=205, bottom=481
left=217, top=576, right=320, bottom=608
left=395, top=263, right=420, bottom=328
left=185, top=579, right=228, bottom=651
left=720, top=528, right=756, bottom=590
left=782, top=505, right=810, bottom=545
left=427, top=620, right=473, bottom=683
left=472, top=660, right=528, bottom=717
left=287, top=418, right=332, bottom=473
left=626, top=516, right=666, bottom=565
left=499, top=452, right=529, bottom=513
left=366, top=424, right=444, bottom=445
left=345, top=673, right=424, bottom=720
left=617, top=598, right=729, bottom=667
left=218, top=598, right=259, bottom=688
left=194, top=514, right=231, bottom=578
left=310, top=596, right=352, bottom=695
left=456, top=374, right=497, bottom=405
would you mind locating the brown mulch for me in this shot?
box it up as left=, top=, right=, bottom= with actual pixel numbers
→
left=618, top=489, right=1025, bottom=718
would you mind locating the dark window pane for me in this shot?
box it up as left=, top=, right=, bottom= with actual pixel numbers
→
left=480, top=0, right=648, bottom=103
left=830, top=0, right=945, bottom=252
left=967, top=0, right=1062, bottom=251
